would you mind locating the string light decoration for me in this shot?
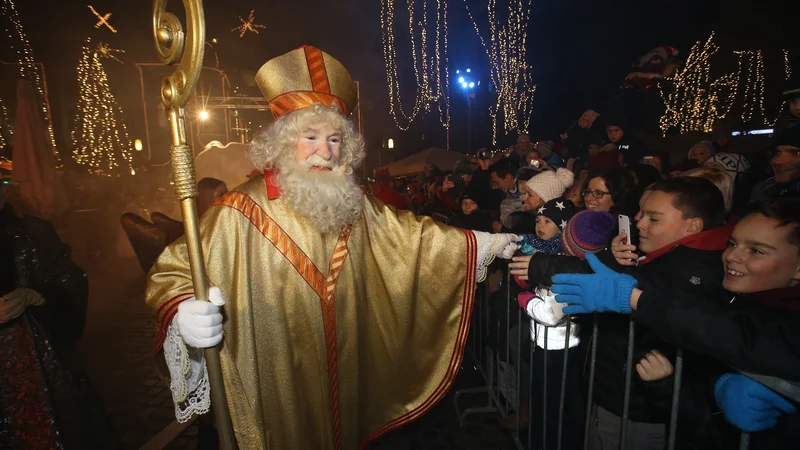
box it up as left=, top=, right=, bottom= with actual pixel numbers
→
left=231, top=10, right=266, bottom=38
left=1, top=0, right=59, bottom=162
left=0, top=97, right=9, bottom=149
left=380, top=0, right=450, bottom=131
left=463, top=0, right=536, bottom=143
left=96, top=41, right=124, bottom=63
left=87, top=5, right=117, bottom=33
left=784, top=49, right=791, bottom=80
left=735, top=49, right=783, bottom=126
left=659, top=33, right=785, bottom=134
left=659, top=34, right=721, bottom=134
left=71, top=38, right=133, bottom=175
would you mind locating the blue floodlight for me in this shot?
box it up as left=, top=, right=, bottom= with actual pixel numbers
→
left=466, top=68, right=471, bottom=73
left=461, top=82, right=468, bottom=88
left=456, top=70, right=460, bottom=74
left=469, top=82, right=475, bottom=88
left=458, top=77, right=465, bottom=83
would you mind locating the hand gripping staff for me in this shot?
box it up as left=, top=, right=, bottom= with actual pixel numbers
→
left=152, top=1, right=235, bottom=448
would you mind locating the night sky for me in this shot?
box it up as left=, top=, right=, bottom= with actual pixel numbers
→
left=7, top=0, right=800, bottom=170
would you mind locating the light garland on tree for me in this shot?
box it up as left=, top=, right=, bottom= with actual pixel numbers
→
left=96, top=41, right=125, bottom=63
left=380, top=0, right=450, bottom=131
left=463, top=0, right=536, bottom=143
left=1, top=0, right=59, bottom=161
left=71, top=38, right=133, bottom=175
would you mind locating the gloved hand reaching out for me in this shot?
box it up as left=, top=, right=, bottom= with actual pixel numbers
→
left=714, top=373, right=796, bottom=433
left=177, top=287, right=225, bottom=348
left=551, top=253, right=638, bottom=315
left=492, top=233, right=522, bottom=259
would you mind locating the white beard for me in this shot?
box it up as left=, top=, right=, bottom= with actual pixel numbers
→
left=275, top=155, right=364, bottom=234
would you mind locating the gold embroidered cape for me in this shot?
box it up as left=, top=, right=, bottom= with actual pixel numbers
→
left=146, top=176, right=477, bottom=449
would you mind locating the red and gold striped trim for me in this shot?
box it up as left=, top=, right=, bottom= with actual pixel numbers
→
left=218, top=192, right=327, bottom=298
left=220, top=191, right=352, bottom=448
left=360, top=230, right=478, bottom=448
left=269, top=91, right=350, bottom=118
left=304, top=46, right=332, bottom=94
left=153, top=292, right=194, bottom=354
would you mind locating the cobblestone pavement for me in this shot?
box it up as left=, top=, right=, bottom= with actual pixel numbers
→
left=73, top=243, right=516, bottom=450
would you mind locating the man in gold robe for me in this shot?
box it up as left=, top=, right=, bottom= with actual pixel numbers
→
left=146, top=45, right=519, bottom=450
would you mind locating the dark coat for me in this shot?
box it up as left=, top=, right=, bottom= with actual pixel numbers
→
left=527, top=227, right=731, bottom=424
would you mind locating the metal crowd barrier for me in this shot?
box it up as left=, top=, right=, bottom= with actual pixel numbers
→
left=454, top=267, right=800, bottom=450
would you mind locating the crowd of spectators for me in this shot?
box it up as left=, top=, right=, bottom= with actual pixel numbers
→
left=369, top=77, right=800, bottom=449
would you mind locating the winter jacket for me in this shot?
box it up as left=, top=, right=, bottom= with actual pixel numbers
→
left=636, top=284, right=800, bottom=449
left=635, top=283, right=800, bottom=382
left=499, top=194, right=524, bottom=229
left=514, top=232, right=577, bottom=350
left=525, top=287, right=581, bottom=350
left=526, top=227, right=731, bottom=424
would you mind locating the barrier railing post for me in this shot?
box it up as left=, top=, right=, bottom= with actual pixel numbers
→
left=619, top=319, right=636, bottom=450
left=505, top=270, right=512, bottom=416
left=557, top=318, right=572, bottom=450
left=739, top=433, right=750, bottom=450
left=666, top=349, right=684, bottom=450
left=542, top=325, right=550, bottom=450
left=583, top=317, right=599, bottom=450
left=528, top=333, right=535, bottom=450
left=515, top=302, right=523, bottom=435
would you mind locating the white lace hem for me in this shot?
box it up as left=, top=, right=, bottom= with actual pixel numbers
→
left=164, top=318, right=211, bottom=423
left=472, top=231, right=498, bottom=283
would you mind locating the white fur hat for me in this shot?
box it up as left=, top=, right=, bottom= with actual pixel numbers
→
left=525, top=168, right=575, bottom=203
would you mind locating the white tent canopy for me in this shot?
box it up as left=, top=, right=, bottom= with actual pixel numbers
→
left=378, top=147, right=467, bottom=177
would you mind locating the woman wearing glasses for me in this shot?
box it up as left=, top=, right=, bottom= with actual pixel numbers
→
left=583, top=168, right=641, bottom=218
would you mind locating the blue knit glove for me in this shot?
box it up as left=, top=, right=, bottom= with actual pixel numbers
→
left=714, top=373, right=796, bottom=432
left=551, top=253, right=638, bottom=315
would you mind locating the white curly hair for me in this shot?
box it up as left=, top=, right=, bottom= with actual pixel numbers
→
left=247, top=104, right=366, bottom=234
left=248, top=103, right=365, bottom=173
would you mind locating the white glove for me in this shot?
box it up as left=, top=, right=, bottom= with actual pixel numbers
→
left=501, top=242, right=521, bottom=260
left=177, top=287, right=225, bottom=348
left=492, top=233, right=522, bottom=259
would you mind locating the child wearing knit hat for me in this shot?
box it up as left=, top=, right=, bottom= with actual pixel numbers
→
left=509, top=196, right=577, bottom=257
left=521, top=167, right=574, bottom=212
left=516, top=210, right=616, bottom=344
left=502, top=210, right=615, bottom=442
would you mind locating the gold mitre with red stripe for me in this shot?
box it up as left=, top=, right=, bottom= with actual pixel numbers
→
left=255, top=45, right=357, bottom=119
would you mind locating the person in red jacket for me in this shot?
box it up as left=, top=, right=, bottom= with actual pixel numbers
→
left=372, top=168, right=408, bottom=210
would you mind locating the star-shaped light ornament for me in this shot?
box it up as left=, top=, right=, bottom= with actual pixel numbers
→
left=87, top=5, right=117, bottom=33
left=555, top=201, right=566, bottom=210
left=232, top=10, right=266, bottom=38
left=537, top=206, right=546, bottom=214
left=560, top=220, right=568, bottom=230
left=96, top=42, right=124, bottom=63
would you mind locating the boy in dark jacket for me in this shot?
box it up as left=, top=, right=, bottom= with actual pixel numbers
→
left=555, top=199, right=800, bottom=449
left=511, top=177, right=729, bottom=449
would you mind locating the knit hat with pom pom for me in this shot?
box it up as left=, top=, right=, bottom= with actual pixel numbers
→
left=524, top=167, right=574, bottom=203
left=562, top=210, right=616, bottom=259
